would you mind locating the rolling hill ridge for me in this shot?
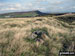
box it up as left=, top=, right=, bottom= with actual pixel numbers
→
left=0, top=10, right=48, bottom=18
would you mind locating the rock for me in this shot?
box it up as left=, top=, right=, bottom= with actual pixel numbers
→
left=31, top=30, right=45, bottom=40
left=31, top=33, right=37, bottom=39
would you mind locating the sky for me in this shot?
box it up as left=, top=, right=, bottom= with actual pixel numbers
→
left=0, top=0, right=75, bottom=14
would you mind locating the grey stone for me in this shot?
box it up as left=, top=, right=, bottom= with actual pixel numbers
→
left=31, top=30, right=45, bottom=40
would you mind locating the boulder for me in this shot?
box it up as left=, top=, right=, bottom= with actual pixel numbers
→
left=31, top=30, right=45, bottom=40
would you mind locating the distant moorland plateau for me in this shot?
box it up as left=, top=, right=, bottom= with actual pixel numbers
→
left=0, top=10, right=75, bottom=18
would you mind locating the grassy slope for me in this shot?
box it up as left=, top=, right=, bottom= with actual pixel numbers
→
left=0, top=14, right=75, bottom=56
left=0, top=11, right=39, bottom=18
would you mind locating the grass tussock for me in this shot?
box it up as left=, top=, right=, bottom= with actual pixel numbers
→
left=0, top=15, right=75, bottom=56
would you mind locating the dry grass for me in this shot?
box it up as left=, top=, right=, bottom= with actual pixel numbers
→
left=0, top=15, right=75, bottom=56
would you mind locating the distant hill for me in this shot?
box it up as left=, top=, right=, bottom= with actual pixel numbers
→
left=0, top=10, right=75, bottom=18
left=0, top=10, right=48, bottom=18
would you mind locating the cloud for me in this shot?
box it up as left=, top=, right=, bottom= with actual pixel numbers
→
left=15, top=3, right=21, bottom=7
left=1, top=8, right=17, bottom=11
left=0, top=2, right=35, bottom=12
left=0, top=3, right=23, bottom=11
left=72, top=6, right=75, bottom=9
left=33, top=7, right=46, bottom=11
left=0, top=0, right=75, bottom=13
left=52, top=1, right=62, bottom=5
left=36, top=0, right=46, bottom=2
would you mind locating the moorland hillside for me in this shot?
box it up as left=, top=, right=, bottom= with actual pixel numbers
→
left=0, top=14, right=75, bottom=56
